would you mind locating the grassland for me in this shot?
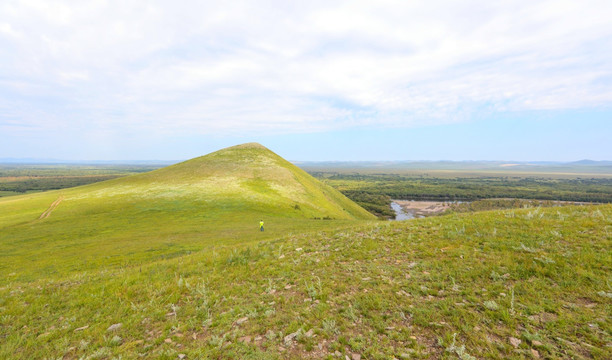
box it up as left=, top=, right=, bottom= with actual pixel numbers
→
left=1, top=204, right=610, bottom=359
left=0, top=143, right=373, bottom=283
left=1, top=145, right=610, bottom=359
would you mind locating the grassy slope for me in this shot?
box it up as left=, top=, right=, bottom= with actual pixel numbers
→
left=1, top=205, right=610, bottom=359
left=0, top=143, right=374, bottom=282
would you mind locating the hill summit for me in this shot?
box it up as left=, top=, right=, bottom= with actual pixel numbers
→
left=136, top=142, right=374, bottom=220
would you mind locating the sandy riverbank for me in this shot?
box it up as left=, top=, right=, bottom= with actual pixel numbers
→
left=392, top=200, right=455, bottom=218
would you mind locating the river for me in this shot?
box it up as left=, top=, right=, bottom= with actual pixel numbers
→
left=390, top=201, right=415, bottom=220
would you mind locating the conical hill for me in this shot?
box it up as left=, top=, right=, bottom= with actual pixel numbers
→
left=129, top=142, right=375, bottom=220
left=0, top=143, right=374, bottom=232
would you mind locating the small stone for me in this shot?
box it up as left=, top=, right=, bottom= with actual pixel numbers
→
left=409, top=335, right=417, bottom=340
left=532, top=340, right=543, bottom=346
left=74, top=325, right=89, bottom=332
left=530, top=349, right=540, bottom=358
left=164, top=338, right=173, bottom=343
left=334, top=350, right=342, bottom=357
left=236, top=317, right=248, bottom=325
left=474, top=326, right=481, bottom=331
left=352, top=353, right=361, bottom=360
left=284, top=331, right=299, bottom=345
left=192, top=333, right=197, bottom=340
left=107, top=323, right=122, bottom=332
left=178, top=354, right=186, bottom=359
left=239, top=336, right=252, bottom=343
left=284, top=284, right=292, bottom=290
left=296, top=248, right=303, bottom=252
left=509, top=336, right=521, bottom=348
left=305, top=329, right=314, bottom=337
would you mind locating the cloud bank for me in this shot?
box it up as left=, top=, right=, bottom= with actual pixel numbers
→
left=1, top=0, right=611, bottom=140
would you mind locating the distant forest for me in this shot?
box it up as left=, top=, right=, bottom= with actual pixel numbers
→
left=312, top=173, right=612, bottom=218
left=0, top=164, right=160, bottom=197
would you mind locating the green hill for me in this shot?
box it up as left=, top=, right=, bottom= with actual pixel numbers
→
left=1, top=144, right=609, bottom=359
left=133, top=142, right=374, bottom=221
left=0, top=143, right=374, bottom=281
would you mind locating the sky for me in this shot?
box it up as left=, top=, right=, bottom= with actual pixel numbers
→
left=1, top=0, right=611, bottom=161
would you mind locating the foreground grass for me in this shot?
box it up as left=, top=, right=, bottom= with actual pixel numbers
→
left=2, top=205, right=610, bottom=359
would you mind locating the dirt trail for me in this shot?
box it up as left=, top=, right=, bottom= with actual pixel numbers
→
left=39, top=196, right=64, bottom=219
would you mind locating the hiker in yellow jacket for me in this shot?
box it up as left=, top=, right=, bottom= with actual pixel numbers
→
left=259, top=220, right=264, bottom=232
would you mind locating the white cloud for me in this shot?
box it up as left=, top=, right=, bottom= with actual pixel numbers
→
left=1, top=0, right=611, bottom=138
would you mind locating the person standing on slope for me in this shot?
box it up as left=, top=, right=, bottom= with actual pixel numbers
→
left=259, top=220, right=264, bottom=232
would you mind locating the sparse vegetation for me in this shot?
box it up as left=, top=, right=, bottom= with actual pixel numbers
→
left=1, top=204, right=610, bottom=359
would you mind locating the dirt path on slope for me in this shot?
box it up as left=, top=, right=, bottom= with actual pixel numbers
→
left=39, top=196, right=64, bottom=219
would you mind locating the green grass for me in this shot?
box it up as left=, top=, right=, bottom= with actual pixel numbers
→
left=1, top=205, right=610, bottom=359
left=1, top=144, right=609, bottom=359
left=0, top=143, right=374, bottom=283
